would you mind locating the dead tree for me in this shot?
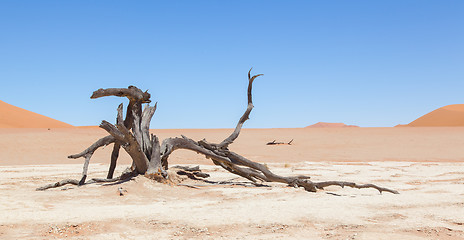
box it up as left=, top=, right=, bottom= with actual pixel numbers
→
left=267, top=139, right=294, bottom=145
left=37, top=69, right=398, bottom=194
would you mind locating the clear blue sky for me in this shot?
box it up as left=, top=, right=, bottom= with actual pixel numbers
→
left=0, top=1, right=463, bottom=128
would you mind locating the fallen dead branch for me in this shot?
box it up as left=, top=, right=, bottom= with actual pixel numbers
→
left=267, top=139, right=294, bottom=145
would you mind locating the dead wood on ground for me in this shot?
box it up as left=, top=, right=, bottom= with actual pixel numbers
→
left=266, top=139, right=294, bottom=145
left=37, top=69, right=398, bottom=195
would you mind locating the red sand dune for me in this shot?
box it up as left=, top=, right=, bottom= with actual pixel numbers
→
left=77, top=125, right=100, bottom=129
left=406, top=104, right=464, bottom=127
left=305, top=122, right=359, bottom=128
left=0, top=100, right=73, bottom=128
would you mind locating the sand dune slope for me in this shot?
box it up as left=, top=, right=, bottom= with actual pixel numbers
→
left=408, top=104, right=464, bottom=127
left=0, top=100, right=73, bottom=128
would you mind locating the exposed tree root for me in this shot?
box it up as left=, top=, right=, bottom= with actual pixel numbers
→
left=36, top=168, right=137, bottom=191
left=37, top=69, right=399, bottom=195
left=36, top=179, right=81, bottom=191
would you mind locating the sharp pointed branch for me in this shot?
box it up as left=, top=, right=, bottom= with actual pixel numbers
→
left=218, top=69, right=262, bottom=149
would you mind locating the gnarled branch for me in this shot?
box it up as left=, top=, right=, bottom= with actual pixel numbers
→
left=91, top=85, right=151, bottom=103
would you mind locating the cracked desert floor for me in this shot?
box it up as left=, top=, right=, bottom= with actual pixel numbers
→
left=0, top=127, right=463, bottom=239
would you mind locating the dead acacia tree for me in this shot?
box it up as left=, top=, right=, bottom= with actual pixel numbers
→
left=37, top=69, right=398, bottom=194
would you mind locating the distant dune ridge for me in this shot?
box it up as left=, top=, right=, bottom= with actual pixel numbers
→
left=402, top=104, right=464, bottom=127
left=0, top=100, right=73, bottom=128
left=306, top=122, right=359, bottom=128
left=4, top=98, right=464, bottom=128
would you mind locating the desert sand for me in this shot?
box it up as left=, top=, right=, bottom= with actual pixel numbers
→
left=405, top=104, right=464, bottom=127
left=1, top=127, right=464, bottom=239
left=307, top=122, right=359, bottom=128
left=1, top=102, right=463, bottom=239
left=0, top=100, right=73, bottom=128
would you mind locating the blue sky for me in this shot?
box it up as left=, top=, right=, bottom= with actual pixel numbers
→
left=0, top=1, right=463, bottom=128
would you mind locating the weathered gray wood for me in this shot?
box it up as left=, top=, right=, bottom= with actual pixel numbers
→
left=146, top=134, right=163, bottom=175
left=68, top=135, right=115, bottom=159
left=91, top=85, right=151, bottom=103
left=93, top=167, right=137, bottom=183
left=37, top=167, right=137, bottom=191
left=131, top=102, right=154, bottom=159
left=101, top=121, right=149, bottom=174
left=107, top=100, right=145, bottom=178
left=266, top=139, right=293, bottom=145
left=100, top=120, right=125, bottom=141
left=141, top=103, right=157, bottom=157
left=218, top=68, right=262, bottom=149
left=313, top=181, right=399, bottom=194
left=78, top=154, right=92, bottom=185
left=171, top=165, right=200, bottom=172
left=67, top=135, right=115, bottom=183
left=107, top=143, right=121, bottom=179
left=160, top=136, right=233, bottom=166
left=176, top=170, right=210, bottom=179
left=171, top=165, right=210, bottom=178
left=107, top=104, right=125, bottom=179
left=131, top=104, right=144, bottom=151
left=36, top=179, right=81, bottom=191
left=123, top=100, right=135, bottom=130
left=101, top=104, right=150, bottom=174
left=39, top=72, right=398, bottom=195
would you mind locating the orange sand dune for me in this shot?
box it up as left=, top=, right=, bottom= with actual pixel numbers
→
left=407, top=104, right=464, bottom=127
left=306, top=122, right=359, bottom=128
left=77, top=125, right=100, bottom=129
left=0, top=100, right=73, bottom=128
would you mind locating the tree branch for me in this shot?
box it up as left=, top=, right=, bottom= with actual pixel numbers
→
left=36, top=168, right=137, bottom=191
left=141, top=103, right=157, bottom=156
left=101, top=104, right=150, bottom=174
left=313, top=181, right=399, bottom=194
left=91, top=85, right=151, bottom=103
left=146, top=134, right=163, bottom=176
left=107, top=143, right=121, bottom=179
left=68, top=135, right=115, bottom=159
left=218, top=68, right=263, bottom=149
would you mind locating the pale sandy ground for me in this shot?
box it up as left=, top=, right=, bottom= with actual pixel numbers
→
left=0, top=127, right=464, bottom=239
